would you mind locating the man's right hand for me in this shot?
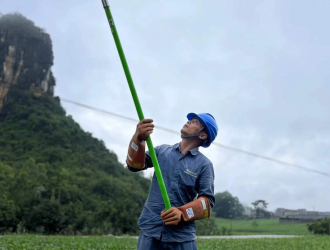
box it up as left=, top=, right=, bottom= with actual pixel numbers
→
left=135, top=119, right=154, bottom=142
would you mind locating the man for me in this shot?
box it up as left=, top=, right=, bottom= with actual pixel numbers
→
left=126, top=113, right=218, bottom=250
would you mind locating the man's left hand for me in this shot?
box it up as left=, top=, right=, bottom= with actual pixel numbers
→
left=161, top=207, right=183, bottom=225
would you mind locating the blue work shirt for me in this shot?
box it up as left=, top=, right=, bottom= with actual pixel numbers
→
left=127, top=143, right=215, bottom=243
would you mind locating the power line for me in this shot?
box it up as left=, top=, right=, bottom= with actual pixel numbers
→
left=61, top=98, right=330, bottom=178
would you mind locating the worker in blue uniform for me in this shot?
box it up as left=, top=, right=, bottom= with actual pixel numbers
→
left=126, top=113, right=218, bottom=250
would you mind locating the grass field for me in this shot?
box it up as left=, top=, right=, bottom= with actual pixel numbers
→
left=1, top=235, right=330, bottom=250
left=215, top=218, right=311, bottom=235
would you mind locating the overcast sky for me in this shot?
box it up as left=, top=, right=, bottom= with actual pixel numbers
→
left=1, top=0, right=329, bottom=212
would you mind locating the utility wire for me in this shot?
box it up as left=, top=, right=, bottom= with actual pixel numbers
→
left=61, top=98, right=330, bottom=178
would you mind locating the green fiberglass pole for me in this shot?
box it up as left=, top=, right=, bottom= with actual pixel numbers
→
left=101, top=0, right=171, bottom=210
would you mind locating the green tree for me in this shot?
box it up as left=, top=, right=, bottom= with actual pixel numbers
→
left=307, top=218, right=330, bottom=235
left=196, top=217, right=222, bottom=235
left=213, top=191, right=245, bottom=219
left=251, top=200, right=270, bottom=219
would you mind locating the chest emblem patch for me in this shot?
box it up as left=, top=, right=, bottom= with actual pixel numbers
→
left=184, top=169, right=198, bottom=178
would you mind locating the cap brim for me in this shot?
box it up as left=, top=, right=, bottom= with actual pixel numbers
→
left=187, top=113, right=199, bottom=121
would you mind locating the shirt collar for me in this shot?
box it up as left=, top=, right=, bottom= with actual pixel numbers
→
left=175, top=143, right=200, bottom=156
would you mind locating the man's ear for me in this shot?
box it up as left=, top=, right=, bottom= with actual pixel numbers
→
left=198, top=132, right=208, bottom=140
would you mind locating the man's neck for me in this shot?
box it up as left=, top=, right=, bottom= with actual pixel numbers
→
left=179, top=139, right=200, bottom=155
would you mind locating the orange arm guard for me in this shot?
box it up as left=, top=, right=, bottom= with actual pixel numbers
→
left=178, top=196, right=210, bottom=222
left=126, top=136, right=146, bottom=169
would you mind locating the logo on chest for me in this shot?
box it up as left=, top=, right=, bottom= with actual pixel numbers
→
left=184, top=168, right=198, bottom=178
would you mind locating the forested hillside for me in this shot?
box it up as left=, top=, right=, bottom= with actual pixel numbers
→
left=0, top=13, right=150, bottom=235
left=0, top=90, right=150, bottom=235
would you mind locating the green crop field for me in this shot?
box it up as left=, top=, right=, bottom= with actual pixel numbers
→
left=215, top=218, right=311, bottom=235
left=1, top=235, right=330, bottom=250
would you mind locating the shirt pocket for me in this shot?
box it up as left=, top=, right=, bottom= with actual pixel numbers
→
left=177, top=167, right=199, bottom=201
left=178, top=168, right=198, bottom=187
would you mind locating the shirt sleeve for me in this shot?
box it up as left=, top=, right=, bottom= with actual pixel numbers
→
left=196, top=162, right=215, bottom=208
left=127, top=145, right=162, bottom=172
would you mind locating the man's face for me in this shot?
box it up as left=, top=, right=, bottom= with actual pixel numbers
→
left=181, top=118, right=204, bottom=136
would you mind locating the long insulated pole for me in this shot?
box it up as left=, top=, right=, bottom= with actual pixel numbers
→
left=101, top=0, right=171, bottom=210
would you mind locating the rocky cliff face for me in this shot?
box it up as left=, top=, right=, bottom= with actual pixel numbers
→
left=0, top=13, right=55, bottom=112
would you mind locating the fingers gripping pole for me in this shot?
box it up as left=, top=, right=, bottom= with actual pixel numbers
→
left=101, top=0, right=171, bottom=210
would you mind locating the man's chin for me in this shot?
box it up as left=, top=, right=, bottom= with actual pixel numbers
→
left=180, top=128, right=189, bottom=137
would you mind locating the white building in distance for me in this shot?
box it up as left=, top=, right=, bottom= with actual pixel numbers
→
left=275, top=208, right=330, bottom=220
